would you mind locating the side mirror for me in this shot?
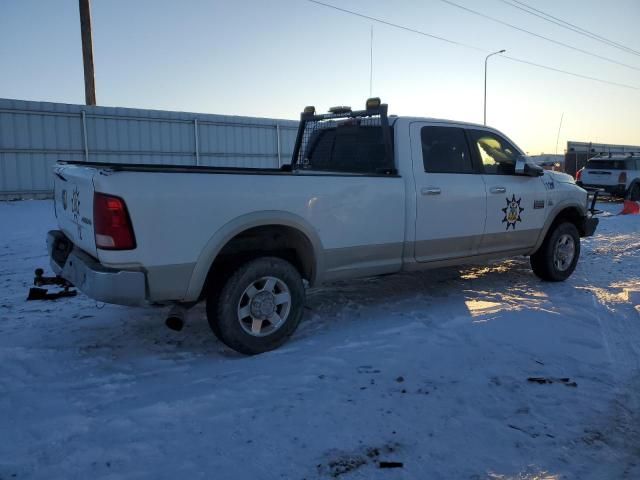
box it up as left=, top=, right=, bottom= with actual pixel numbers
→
left=515, top=156, right=544, bottom=177
left=525, top=163, right=545, bottom=177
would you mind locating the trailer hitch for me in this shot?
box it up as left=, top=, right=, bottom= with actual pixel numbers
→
left=585, top=188, right=603, bottom=215
left=26, top=268, right=77, bottom=301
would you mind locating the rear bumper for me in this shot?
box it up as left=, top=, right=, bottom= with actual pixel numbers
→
left=48, top=230, right=147, bottom=306
left=580, top=216, right=599, bottom=238
left=578, top=182, right=626, bottom=197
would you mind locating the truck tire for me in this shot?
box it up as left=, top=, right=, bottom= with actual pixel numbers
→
left=530, top=222, right=580, bottom=282
left=627, top=183, right=640, bottom=201
left=206, top=256, right=305, bottom=355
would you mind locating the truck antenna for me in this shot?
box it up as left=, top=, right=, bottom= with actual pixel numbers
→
left=369, top=25, right=374, bottom=97
left=555, top=112, right=564, bottom=155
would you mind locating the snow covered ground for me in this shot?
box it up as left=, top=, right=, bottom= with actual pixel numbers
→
left=1, top=200, right=639, bottom=480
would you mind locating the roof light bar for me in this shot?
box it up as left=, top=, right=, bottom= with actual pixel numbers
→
left=328, top=106, right=352, bottom=114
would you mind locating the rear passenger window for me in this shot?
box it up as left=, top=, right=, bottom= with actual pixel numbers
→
left=421, top=126, right=474, bottom=174
left=303, top=124, right=392, bottom=174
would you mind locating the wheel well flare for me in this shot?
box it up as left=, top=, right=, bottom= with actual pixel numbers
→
left=552, top=207, right=585, bottom=235
left=201, top=225, right=315, bottom=299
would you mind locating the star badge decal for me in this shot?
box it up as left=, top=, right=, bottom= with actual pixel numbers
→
left=502, top=194, right=524, bottom=230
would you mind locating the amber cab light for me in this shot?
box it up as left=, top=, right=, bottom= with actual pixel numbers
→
left=93, top=192, right=136, bottom=250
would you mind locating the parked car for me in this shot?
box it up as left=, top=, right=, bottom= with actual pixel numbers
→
left=45, top=98, right=598, bottom=354
left=576, top=153, right=640, bottom=200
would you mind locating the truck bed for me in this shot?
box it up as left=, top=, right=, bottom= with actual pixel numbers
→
left=52, top=161, right=407, bottom=303
left=57, top=161, right=399, bottom=177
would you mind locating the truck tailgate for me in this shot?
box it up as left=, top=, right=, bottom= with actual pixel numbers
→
left=582, top=169, right=617, bottom=186
left=53, top=164, right=98, bottom=257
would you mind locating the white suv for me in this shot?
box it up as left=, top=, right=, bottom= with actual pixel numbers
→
left=577, top=153, right=640, bottom=200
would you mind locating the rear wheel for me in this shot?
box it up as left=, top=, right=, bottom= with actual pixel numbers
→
left=530, top=222, right=580, bottom=282
left=206, top=257, right=305, bottom=355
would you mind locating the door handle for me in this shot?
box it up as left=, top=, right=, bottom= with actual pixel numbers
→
left=421, top=187, right=441, bottom=195
left=490, top=186, right=506, bottom=194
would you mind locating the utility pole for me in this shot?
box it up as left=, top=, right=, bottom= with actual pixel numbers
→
left=79, top=0, right=96, bottom=105
left=484, top=49, right=505, bottom=125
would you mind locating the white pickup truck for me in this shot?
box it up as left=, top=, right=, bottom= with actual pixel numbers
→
left=576, top=153, right=640, bottom=200
left=47, top=98, right=598, bottom=354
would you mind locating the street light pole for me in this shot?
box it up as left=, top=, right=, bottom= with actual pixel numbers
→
left=484, top=49, right=505, bottom=126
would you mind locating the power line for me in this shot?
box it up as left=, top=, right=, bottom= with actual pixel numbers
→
left=508, top=0, right=640, bottom=57
left=305, top=0, right=640, bottom=91
left=502, top=0, right=640, bottom=57
left=438, top=0, right=640, bottom=72
left=499, top=0, right=630, bottom=54
left=306, top=0, right=485, bottom=52
left=501, top=55, right=639, bottom=90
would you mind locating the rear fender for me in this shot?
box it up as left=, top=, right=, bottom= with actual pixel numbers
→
left=183, top=211, right=324, bottom=302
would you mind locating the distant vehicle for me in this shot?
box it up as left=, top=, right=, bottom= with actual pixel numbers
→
left=538, top=160, right=561, bottom=171
left=577, top=153, right=640, bottom=200
left=44, top=98, right=598, bottom=354
left=531, top=156, right=563, bottom=172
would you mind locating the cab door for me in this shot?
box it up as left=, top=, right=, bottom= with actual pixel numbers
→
left=467, top=129, right=547, bottom=254
left=410, top=123, right=487, bottom=262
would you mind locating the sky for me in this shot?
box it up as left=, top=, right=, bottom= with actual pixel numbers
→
left=1, top=0, right=639, bottom=154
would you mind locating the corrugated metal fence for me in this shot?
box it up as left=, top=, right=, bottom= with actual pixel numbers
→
left=0, top=98, right=299, bottom=198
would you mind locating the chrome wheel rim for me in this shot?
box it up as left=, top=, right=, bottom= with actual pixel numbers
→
left=237, top=276, right=291, bottom=337
left=554, top=234, right=576, bottom=272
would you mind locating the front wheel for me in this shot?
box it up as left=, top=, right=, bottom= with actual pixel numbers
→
left=206, top=257, right=305, bottom=355
left=530, top=222, right=580, bottom=282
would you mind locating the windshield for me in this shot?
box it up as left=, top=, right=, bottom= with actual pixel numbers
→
left=586, top=159, right=629, bottom=170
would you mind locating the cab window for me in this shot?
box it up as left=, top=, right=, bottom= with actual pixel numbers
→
left=585, top=159, right=628, bottom=170
left=421, top=126, right=473, bottom=173
left=469, top=130, right=520, bottom=175
left=302, top=124, right=391, bottom=174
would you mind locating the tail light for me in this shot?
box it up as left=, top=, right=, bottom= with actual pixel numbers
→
left=618, top=171, right=627, bottom=184
left=93, top=192, right=136, bottom=250
left=575, top=168, right=583, bottom=181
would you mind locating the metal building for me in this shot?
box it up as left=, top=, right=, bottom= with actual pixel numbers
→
left=0, top=98, right=298, bottom=199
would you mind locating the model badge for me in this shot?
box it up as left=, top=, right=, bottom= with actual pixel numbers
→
left=533, top=200, right=545, bottom=209
left=71, top=186, right=82, bottom=240
left=61, top=189, right=68, bottom=210
left=502, top=194, right=524, bottom=230
left=71, top=187, right=80, bottom=216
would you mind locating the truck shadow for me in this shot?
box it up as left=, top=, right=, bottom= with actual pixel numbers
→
left=118, top=256, right=590, bottom=359
left=296, top=257, right=568, bottom=339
